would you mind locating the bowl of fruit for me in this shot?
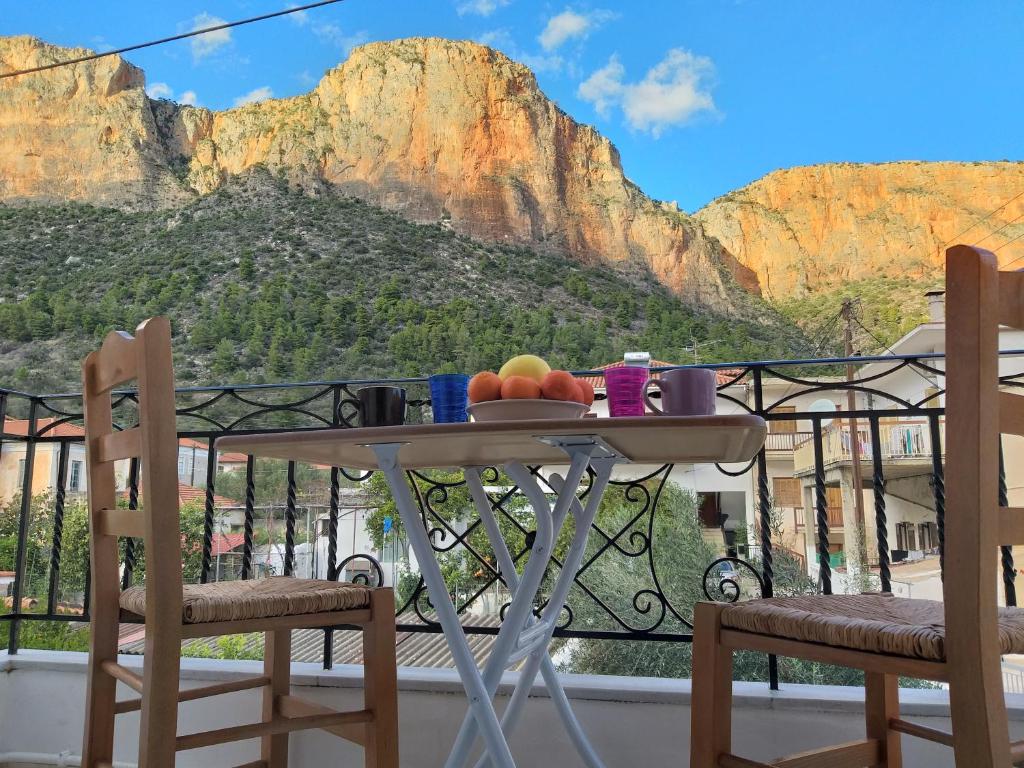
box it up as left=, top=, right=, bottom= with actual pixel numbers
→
left=467, top=355, right=595, bottom=422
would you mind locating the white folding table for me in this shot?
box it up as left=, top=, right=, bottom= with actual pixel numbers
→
left=220, top=415, right=766, bottom=768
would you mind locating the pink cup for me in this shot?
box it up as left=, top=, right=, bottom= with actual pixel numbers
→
left=605, top=366, right=649, bottom=417
left=643, top=368, right=717, bottom=416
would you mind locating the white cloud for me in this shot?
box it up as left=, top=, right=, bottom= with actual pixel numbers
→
left=313, top=23, right=368, bottom=54
left=539, top=9, right=613, bottom=51
left=578, top=49, right=717, bottom=136
left=233, top=86, right=274, bottom=107
left=478, top=29, right=514, bottom=48
left=146, top=82, right=173, bottom=100
left=457, top=0, right=510, bottom=16
left=286, top=4, right=309, bottom=25
left=190, top=12, right=232, bottom=61
left=145, top=83, right=200, bottom=106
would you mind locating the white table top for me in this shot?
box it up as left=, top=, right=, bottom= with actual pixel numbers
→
left=217, top=415, right=766, bottom=470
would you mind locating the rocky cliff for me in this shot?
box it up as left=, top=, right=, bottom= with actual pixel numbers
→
left=0, top=35, right=756, bottom=311
left=695, top=161, right=1024, bottom=299
left=0, top=36, right=193, bottom=208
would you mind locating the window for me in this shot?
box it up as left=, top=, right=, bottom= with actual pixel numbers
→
left=769, top=406, right=797, bottom=434
left=69, top=460, right=83, bottom=492
left=896, top=522, right=918, bottom=551
left=772, top=477, right=801, bottom=508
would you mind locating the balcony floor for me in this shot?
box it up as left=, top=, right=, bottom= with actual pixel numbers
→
left=4, top=651, right=1024, bottom=767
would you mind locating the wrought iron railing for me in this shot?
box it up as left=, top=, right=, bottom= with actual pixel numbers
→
left=2, top=351, right=1023, bottom=690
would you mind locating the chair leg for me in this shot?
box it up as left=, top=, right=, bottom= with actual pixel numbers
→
left=690, top=602, right=732, bottom=768
left=865, top=672, right=902, bottom=768
left=81, top=619, right=118, bottom=767
left=263, top=628, right=292, bottom=768
left=137, top=632, right=182, bottom=768
left=363, top=588, right=399, bottom=768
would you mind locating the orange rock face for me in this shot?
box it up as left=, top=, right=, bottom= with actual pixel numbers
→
left=695, top=162, right=1024, bottom=298
left=0, top=35, right=753, bottom=312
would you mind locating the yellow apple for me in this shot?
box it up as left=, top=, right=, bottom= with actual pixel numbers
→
left=498, top=354, right=551, bottom=383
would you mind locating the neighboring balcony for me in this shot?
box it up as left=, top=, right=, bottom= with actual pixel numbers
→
left=793, top=418, right=945, bottom=478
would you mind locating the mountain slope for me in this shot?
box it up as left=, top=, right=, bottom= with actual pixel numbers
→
left=0, top=35, right=756, bottom=312
left=0, top=171, right=809, bottom=393
left=695, top=161, right=1024, bottom=300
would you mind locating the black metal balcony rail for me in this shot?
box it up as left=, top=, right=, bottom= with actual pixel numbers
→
left=2, top=350, right=1023, bottom=689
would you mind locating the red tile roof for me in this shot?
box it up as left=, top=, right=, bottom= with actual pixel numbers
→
left=210, top=532, right=247, bottom=556
left=178, top=437, right=209, bottom=450
left=577, top=361, right=745, bottom=389
left=118, top=482, right=241, bottom=509
left=3, top=417, right=86, bottom=438
left=218, top=451, right=250, bottom=464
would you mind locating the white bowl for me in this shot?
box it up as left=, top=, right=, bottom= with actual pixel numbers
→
left=467, top=399, right=590, bottom=422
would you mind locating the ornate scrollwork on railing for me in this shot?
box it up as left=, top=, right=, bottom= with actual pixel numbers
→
left=702, top=557, right=765, bottom=603
left=335, top=553, right=385, bottom=588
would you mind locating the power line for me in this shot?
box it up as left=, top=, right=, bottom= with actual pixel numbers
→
left=0, top=0, right=348, bottom=80
left=997, top=232, right=1024, bottom=268
left=973, top=209, right=1024, bottom=247
left=919, top=189, right=1024, bottom=257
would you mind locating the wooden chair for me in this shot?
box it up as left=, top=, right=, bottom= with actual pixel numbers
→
left=690, top=245, right=1024, bottom=768
left=81, top=318, right=399, bottom=768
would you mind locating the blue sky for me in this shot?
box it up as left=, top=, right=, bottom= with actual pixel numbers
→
left=4, top=1, right=1022, bottom=211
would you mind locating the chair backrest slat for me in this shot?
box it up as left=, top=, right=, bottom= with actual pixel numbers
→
left=999, top=392, right=1024, bottom=437
left=944, top=244, right=1013, bottom=757
left=83, top=318, right=183, bottom=630
left=93, top=427, right=143, bottom=464
left=1000, top=270, right=1024, bottom=329
left=87, top=330, right=139, bottom=394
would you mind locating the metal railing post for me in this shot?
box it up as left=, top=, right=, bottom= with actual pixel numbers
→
left=8, top=399, right=39, bottom=654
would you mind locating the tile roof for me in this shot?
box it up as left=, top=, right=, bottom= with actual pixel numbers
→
left=3, top=417, right=86, bottom=438
left=210, top=532, right=247, bottom=557
left=178, top=437, right=209, bottom=450
left=118, top=609, right=514, bottom=669
left=118, top=482, right=242, bottom=509
left=217, top=451, right=250, bottom=464
left=577, top=361, right=745, bottom=389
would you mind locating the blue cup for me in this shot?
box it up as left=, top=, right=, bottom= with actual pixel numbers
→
left=429, top=374, right=470, bottom=423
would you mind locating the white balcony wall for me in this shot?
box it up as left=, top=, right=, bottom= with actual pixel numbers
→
left=5, top=651, right=1024, bottom=767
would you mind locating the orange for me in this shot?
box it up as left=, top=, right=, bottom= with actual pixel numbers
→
left=501, top=375, right=542, bottom=400
left=540, top=370, right=578, bottom=401
left=576, top=379, right=595, bottom=406
left=468, top=371, right=503, bottom=403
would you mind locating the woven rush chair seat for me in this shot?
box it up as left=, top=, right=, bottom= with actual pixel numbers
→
left=120, top=576, right=372, bottom=624
left=720, top=593, right=1024, bottom=661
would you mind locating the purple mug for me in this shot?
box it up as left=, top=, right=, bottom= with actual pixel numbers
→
left=604, top=366, right=649, bottom=417
left=643, top=368, right=717, bottom=416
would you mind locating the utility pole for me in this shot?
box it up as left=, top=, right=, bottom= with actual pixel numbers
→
left=841, top=299, right=867, bottom=572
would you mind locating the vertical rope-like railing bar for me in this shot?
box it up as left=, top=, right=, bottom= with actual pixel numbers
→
left=324, top=465, right=342, bottom=669
left=284, top=460, right=297, bottom=576
left=752, top=369, right=778, bottom=690
left=928, top=414, right=945, bottom=580
left=199, top=445, right=218, bottom=583
left=868, top=417, right=891, bottom=592
left=120, top=457, right=140, bottom=590
left=812, top=417, right=832, bottom=595
left=323, top=383, right=344, bottom=669
left=241, top=455, right=256, bottom=581
left=46, top=440, right=70, bottom=615
left=8, top=399, right=39, bottom=653
left=1000, top=442, right=1017, bottom=606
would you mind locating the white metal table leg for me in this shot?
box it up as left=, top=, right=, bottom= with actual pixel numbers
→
left=473, top=452, right=618, bottom=768
left=463, top=463, right=611, bottom=768
left=444, top=453, right=593, bottom=768
left=370, top=443, right=518, bottom=768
